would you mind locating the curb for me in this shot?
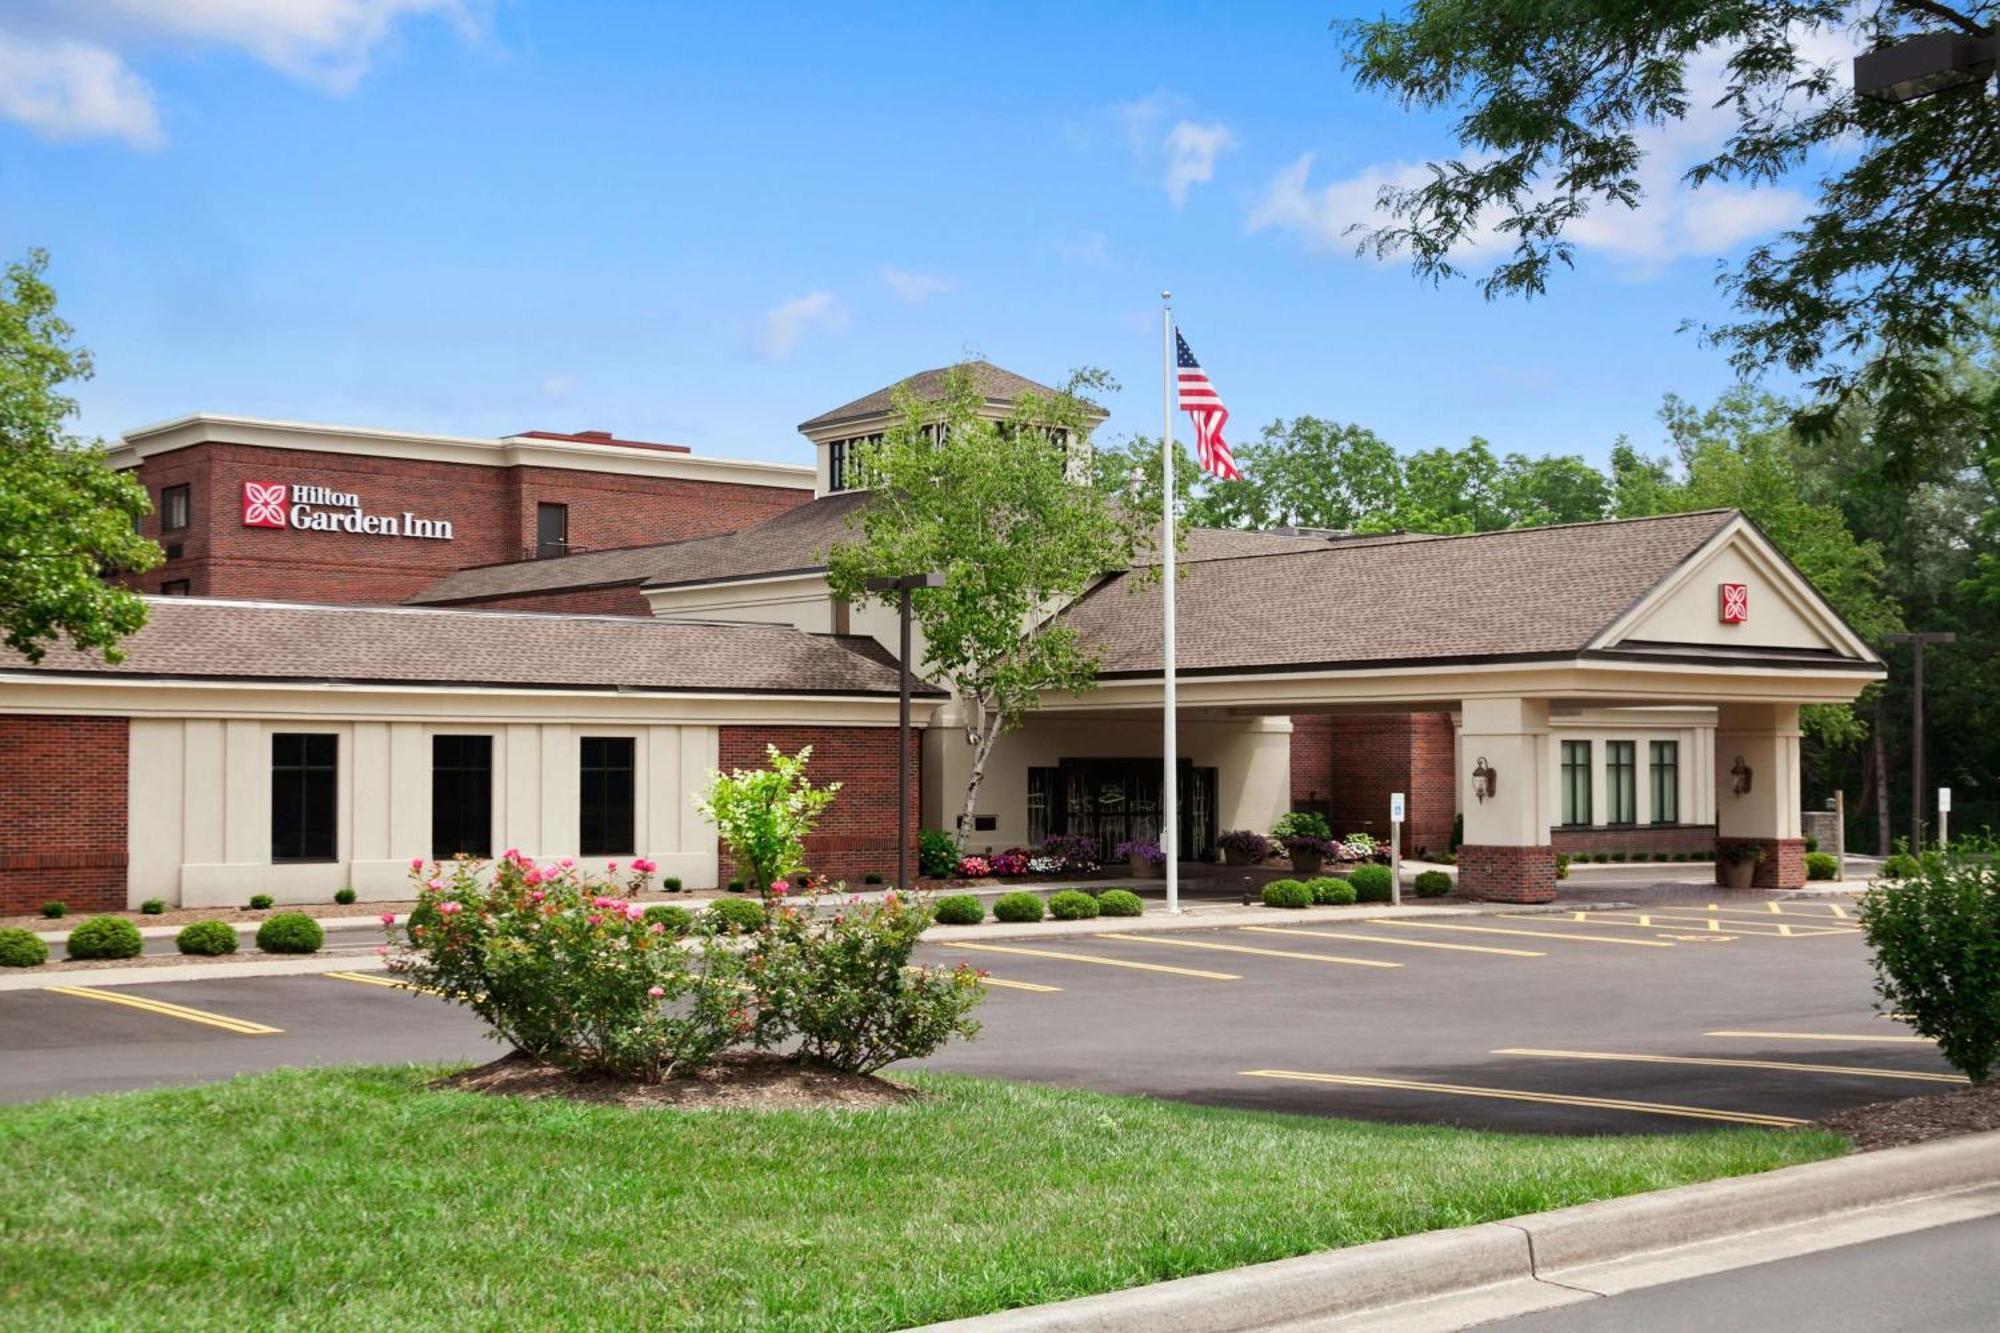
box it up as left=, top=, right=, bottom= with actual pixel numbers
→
left=0, top=953, right=391, bottom=992
left=922, top=1129, right=2000, bottom=1332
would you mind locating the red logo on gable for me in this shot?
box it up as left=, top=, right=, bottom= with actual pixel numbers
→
left=1720, top=582, right=1749, bottom=624
left=242, top=482, right=289, bottom=528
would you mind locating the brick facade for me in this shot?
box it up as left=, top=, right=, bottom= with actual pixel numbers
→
left=1552, top=824, right=1718, bottom=857
left=130, top=441, right=811, bottom=605
left=716, top=725, right=918, bottom=887
left=1289, top=712, right=1456, bottom=857
left=0, top=715, right=128, bottom=915
left=1715, top=836, right=1807, bottom=891
left=1458, top=843, right=1558, bottom=904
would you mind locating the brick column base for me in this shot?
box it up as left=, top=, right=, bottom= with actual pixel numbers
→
left=1458, top=844, right=1559, bottom=904
left=1715, top=837, right=1807, bottom=890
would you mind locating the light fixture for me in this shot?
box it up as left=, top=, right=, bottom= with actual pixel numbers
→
left=1855, top=32, right=1998, bottom=104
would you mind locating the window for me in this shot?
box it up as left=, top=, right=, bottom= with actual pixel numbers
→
left=826, top=434, right=882, bottom=492
left=579, top=736, right=635, bottom=856
left=160, top=484, right=190, bottom=532
left=431, top=734, right=493, bottom=859
left=828, top=438, right=847, bottom=492
left=271, top=733, right=337, bottom=862
left=1606, top=741, right=1637, bottom=824
left=535, top=502, right=569, bottom=558
left=1650, top=740, right=1680, bottom=824
left=160, top=579, right=191, bottom=596
left=1560, top=740, right=1592, bottom=826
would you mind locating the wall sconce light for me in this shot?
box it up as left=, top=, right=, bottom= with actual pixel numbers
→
left=1730, top=756, right=1754, bottom=796
left=1472, top=756, right=1499, bottom=802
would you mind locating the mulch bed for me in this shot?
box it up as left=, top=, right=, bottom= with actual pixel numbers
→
left=432, top=1049, right=919, bottom=1111
left=1818, top=1080, right=2000, bottom=1151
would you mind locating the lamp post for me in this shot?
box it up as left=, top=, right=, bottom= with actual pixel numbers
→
left=866, top=572, right=945, bottom=892
left=1884, top=631, right=1955, bottom=851
left=1854, top=30, right=1997, bottom=103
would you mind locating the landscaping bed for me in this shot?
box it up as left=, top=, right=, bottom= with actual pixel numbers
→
left=0, top=1064, right=1842, bottom=1331
left=438, top=1048, right=916, bottom=1111
left=1819, top=1078, right=2000, bottom=1152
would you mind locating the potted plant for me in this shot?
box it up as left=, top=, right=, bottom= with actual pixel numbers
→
left=1114, top=839, right=1164, bottom=878
left=1217, top=829, right=1272, bottom=867
left=1272, top=812, right=1335, bottom=876
left=1716, top=840, right=1764, bottom=890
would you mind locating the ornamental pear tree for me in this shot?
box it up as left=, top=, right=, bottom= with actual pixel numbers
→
left=0, top=248, right=160, bottom=663
left=826, top=364, right=1145, bottom=846
left=695, top=745, right=839, bottom=900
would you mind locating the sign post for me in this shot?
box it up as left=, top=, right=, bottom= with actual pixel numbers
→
left=1833, top=789, right=1846, bottom=882
left=1389, top=792, right=1405, bottom=907
left=1939, top=786, right=1952, bottom=849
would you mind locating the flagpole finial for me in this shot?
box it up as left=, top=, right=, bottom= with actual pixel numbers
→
left=1161, top=290, right=1171, bottom=302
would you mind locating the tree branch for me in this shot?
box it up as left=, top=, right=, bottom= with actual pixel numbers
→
left=1888, top=0, right=1989, bottom=38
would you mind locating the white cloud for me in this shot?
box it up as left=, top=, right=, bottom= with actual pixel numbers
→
left=539, top=374, right=576, bottom=400
left=92, top=0, right=480, bottom=94
left=756, top=291, right=847, bottom=361
left=879, top=266, right=953, bottom=305
left=1163, top=120, right=1236, bottom=208
left=0, top=32, right=162, bottom=148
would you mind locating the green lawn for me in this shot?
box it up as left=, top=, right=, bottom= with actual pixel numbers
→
left=0, top=1066, right=1843, bottom=1330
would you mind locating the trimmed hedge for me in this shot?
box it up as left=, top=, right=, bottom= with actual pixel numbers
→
left=1261, top=879, right=1313, bottom=910
left=705, top=897, right=766, bottom=934
left=992, top=892, right=1045, bottom=924
left=0, top=928, right=50, bottom=968
left=1347, top=864, right=1394, bottom=903
left=1048, top=890, right=1100, bottom=921
left=255, top=913, right=324, bottom=954
left=1097, top=889, right=1144, bottom=917
left=642, top=904, right=694, bottom=936
left=66, top=915, right=144, bottom=961
left=1412, top=869, right=1453, bottom=898
left=176, top=920, right=240, bottom=956
left=933, top=895, right=986, bottom=926
left=334, top=888, right=358, bottom=905
left=1307, top=877, right=1356, bottom=906
left=1805, top=851, right=1840, bottom=881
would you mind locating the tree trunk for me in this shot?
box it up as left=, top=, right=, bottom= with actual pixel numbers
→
left=955, top=702, right=1005, bottom=851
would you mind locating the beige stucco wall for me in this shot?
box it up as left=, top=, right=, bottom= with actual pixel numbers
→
left=1714, top=702, right=1802, bottom=840
left=1608, top=529, right=1866, bottom=655
left=645, top=575, right=839, bottom=633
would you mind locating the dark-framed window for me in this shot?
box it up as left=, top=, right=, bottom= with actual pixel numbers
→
left=1606, top=741, right=1637, bottom=824
left=1650, top=740, right=1680, bottom=824
left=536, top=502, right=569, bottom=558
left=826, top=434, right=882, bottom=493
left=1560, top=740, right=1592, bottom=826
left=160, top=579, right=191, bottom=596
left=160, top=483, right=190, bottom=532
left=579, top=736, right=635, bottom=856
left=827, top=438, right=847, bottom=492
left=271, top=733, right=337, bottom=863
left=431, top=734, right=493, bottom=859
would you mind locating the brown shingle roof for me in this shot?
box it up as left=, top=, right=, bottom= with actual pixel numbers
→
left=4, top=597, right=937, bottom=697
left=798, top=363, right=1088, bottom=431
left=1059, top=510, right=1742, bottom=675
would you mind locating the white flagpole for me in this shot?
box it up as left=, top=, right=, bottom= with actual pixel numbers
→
left=1161, top=292, right=1179, bottom=915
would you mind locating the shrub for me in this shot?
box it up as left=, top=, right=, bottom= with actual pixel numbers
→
left=1433, top=850, right=1457, bottom=866
left=863, top=872, right=885, bottom=885
left=1261, top=879, right=1313, bottom=909
left=1271, top=810, right=1333, bottom=843
left=1413, top=869, right=1453, bottom=898
left=727, top=879, right=745, bottom=893
left=696, top=744, right=840, bottom=902
left=1591, top=852, right=1611, bottom=864
left=918, top=827, right=959, bottom=879
left=1555, top=853, right=1572, bottom=881
left=1881, top=852, right=1921, bottom=880
left=1805, top=834, right=1820, bottom=854
left=1047, top=889, right=1100, bottom=920
left=1609, top=851, right=1628, bottom=863
left=933, top=894, right=986, bottom=926
left=39, top=901, right=66, bottom=919
left=1858, top=839, right=2000, bottom=1082
left=1307, top=877, right=1356, bottom=906
left=706, top=896, right=767, bottom=935
left=1805, top=851, right=1839, bottom=881
left=957, top=855, right=992, bottom=878
left=662, top=876, right=683, bottom=893
left=1218, top=829, right=1273, bottom=861
left=176, top=920, right=240, bottom=956
left=66, top=915, right=144, bottom=960
left=1348, top=864, right=1394, bottom=902
left=140, top=898, right=166, bottom=915
left=248, top=894, right=274, bottom=910
left=1653, top=852, right=1671, bottom=862
left=643, top=904, right=694, bottom=936
left=256, top=913, right=324, bottom=954
left=334, top=887, right=357, bottom=905
left=1097, top=889, right=1144, bottom=917
left=0, top=928, right=50, bottom=968
left=988, top=851, right=1030, bottom=877
left=992, top=892, right=1045, bottom=923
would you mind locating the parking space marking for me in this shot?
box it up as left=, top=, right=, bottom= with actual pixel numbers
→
left=1364, top=919, right=1675, bottom=948
left=1705, top=1029, right=1935, bottom=1045
left=1097, top=932, right=1401, bottom=969
left=45, top=985, right=281, bottom=1035
left=1239, top=1070, right=1806, bottom=1127
left=1239, top=926, right=1543, bottom=957
left=324, top=970, right=434, bottom=994
left=1493, top=1047, right=1966, bottom=1085
left=1528, top=910, right=1855, bottom=938
left=951, top=942, right=1239, bottom=981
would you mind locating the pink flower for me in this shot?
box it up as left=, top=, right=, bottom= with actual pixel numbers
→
left=375, top=945, right=389, bottom=956
left=439, top=900, right=463, bottom=916
left=560, top=857, right=575, bottom=869
left=409, top=857, right=424, bottom=871
left=632, top=857, right=657, bottom=874
left=607, top=862, right=619, bottom=874
left=624, top=903, right=644, bottom=921
left=523, top=868, right=543, bottom=886
left=528, top=888, right=545, bottom=903
left=427, top=878, right=445, bottom=892
left=380, top=912, right=396, bottom=925
left=647, top=986, right=665, bottom=999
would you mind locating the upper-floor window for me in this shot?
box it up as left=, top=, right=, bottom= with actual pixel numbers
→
left=1650, top=741, right=1680, bottom=824
left=160, top=484, right=190, bottom=532
left=1560, top=740, right=1592, bottom=826
left=536, top=502, right=569, bottom=559
left=1606, top=741, right=1637, bottom=824
left=826, top=434, right=883, bottom=493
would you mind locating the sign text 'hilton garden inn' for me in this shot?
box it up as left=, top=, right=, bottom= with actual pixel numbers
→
left=241, top=482, right=454, bottom=540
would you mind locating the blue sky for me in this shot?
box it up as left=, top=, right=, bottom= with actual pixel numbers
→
left=0, top=2, right=1845, bottom=469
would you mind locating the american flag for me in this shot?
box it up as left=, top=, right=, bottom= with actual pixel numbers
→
left=1175, top=329, right=1239, bottom=481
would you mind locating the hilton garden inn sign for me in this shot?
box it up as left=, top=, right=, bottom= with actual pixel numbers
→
left=241, top=481, right=454, bottom=540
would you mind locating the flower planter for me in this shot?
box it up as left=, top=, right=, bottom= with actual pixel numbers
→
left=1288, top=847, right=1325, bottom=877
left=1129, top=856, right=1163, bottom=878
left=1221, top=847, right=1257, bottom=867
left=1720, top=855, right=1759, bottom=890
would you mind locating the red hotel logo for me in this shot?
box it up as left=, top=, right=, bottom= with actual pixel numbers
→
left=242, top=481, right=289, bottom=528
left=1720, top=582, right=1749, bottom=624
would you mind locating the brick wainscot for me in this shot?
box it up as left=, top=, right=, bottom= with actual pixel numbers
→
left=716, top=725, right=920, bottom=887
left=0, top=715, right=128, bottom=915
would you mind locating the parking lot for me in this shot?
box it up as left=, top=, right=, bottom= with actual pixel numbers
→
left=0, top=898, right=1957, bottom=1133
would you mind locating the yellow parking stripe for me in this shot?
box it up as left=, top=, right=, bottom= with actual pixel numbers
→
left=1493, top=1047, right=1966, bottom=1085
left=1706, top=1029, right=1935, bottom=1045
left=1097, top=932, right=1401, bottom=969
left=324, top=970, right=429, bottom=993
left=1364, top=919, right=1675, bottom=948
left=1241, top=926, right=1542, bottom=957
left=952, top=942, right=1238, bottom=981
left=1240, top=1069, right=1804, bottom=1127
left=1536, top=910, right=1856, bottom=938
left=46, top=985, right=281, bottom=1035
left=980, top=976, right=1064, bottom=993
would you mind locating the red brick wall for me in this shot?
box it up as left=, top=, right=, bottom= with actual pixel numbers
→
left=716, top=725, right=918, bottom=887
left=127, top=441, right=810, bottom=605
left=1554, top=825, right=1718, bottom=856
left=0, top=715, right=128, bottom=915
left=1716, top=836, right=1807, bottom=890
left=1407, top=713, right=1457, bottom=858
left=1459, top=843, right=1557, bottom=904
left=1290, top=712, right=1457, bottom=858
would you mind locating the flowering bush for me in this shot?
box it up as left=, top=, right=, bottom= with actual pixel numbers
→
left=1035, top=834, right=1100, bottom=872
left=1027, top=855, right=1063, bottom=874
left=957, top=855, right=992, bottom=878
left=988, top=850, right=1030, bottom=877
left=1113, top=839, right=1163, bottom=865
left=1339, top=833, right=1378, bottom=861
left=1217, top=829, right=1273, bottom=861
left=919, top=827, right=959, bottom=879
left=696, top=745, right=840, bottom=901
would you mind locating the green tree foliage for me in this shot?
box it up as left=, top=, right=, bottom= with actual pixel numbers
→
left=695, top=745, right=839, bottom=900
left=0, top=249, right=159, bottom=662
left=1341, top=2, right=2000, bottom=473
left=827, top=365, right=1143, bottom=844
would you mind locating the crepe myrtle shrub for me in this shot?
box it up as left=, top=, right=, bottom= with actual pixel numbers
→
left=255, top=913, right=325, bottom=955
left=66, top=915, right=143, bottom=960
left=706, top=896, right=767, bottom=936
left=746, top=891, right=985, bottom=1074
left=1805, top=851, right=1839, bottom=882
left=1261, top=879, right=1314, bottom=910
left=1047, top=889, right=1100, bottom=921
left=1097, top=889, right=1144, bottom=918
left=991, top=891, right=1045, bottom=924
left=695, top=744, right=840, bottom=904
left=0, top=928, right=50, bottom=968
left=175, top=920, right=240, bottom=957
left=933, top=894, right=986, bottom=926
left=1858, top=839, right=2000, bottom=1084
left=390, top=852, right=747, bottom=1081
left=1307, top=877, right=1356, bottom=906
left=1413, top=870, right=1453, bottom=898
left=1347, top=864, right=1395, bottom=903
left=919, top=828, right=960, bottom=879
